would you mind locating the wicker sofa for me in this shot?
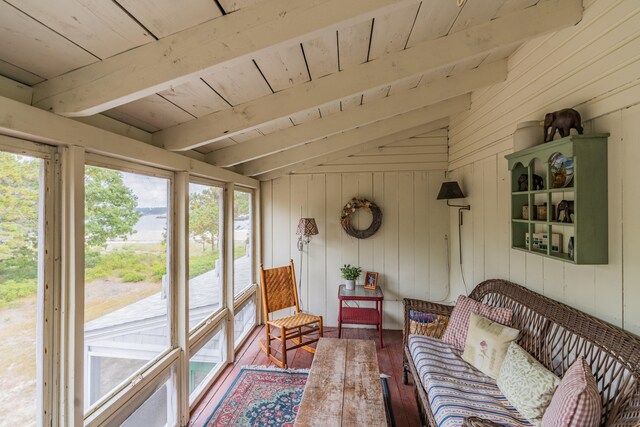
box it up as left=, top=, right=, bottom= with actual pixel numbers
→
left=402, top=279, right=640, bottom=426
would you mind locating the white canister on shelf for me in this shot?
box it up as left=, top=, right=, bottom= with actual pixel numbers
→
left=514, top=121, right=543, bottom=151
left=345, top=279, right=355, bottom=291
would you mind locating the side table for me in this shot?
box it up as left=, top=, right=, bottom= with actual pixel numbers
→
left=338, top=285, right=384, bottom=347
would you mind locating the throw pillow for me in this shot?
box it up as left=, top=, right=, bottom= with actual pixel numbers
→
left=462, top=312, right=520, bottom=378
left=541, top=357, right=601, bottom=427
left=442, top=295, right=513, bottom=350
left=497, top=342, right=560, bottom=425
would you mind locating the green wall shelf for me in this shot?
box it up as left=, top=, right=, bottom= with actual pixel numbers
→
left=505, top=134, right=609, bottom=264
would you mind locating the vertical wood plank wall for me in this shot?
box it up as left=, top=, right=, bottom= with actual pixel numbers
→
left=447, top=0, right=640, bottom=335
left=261, top=169, right=450, bottom=329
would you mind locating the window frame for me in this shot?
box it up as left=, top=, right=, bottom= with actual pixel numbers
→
left=0, top=137, right=56, bottom=426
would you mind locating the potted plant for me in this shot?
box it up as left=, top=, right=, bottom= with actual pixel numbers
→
left=340, top=264, right=362, bottom=291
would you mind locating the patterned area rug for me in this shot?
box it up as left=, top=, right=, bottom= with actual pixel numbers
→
left=204, top=367, right=308, bottom=427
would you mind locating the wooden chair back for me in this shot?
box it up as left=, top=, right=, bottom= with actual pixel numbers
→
left=260, top=260, right=300, bottom=319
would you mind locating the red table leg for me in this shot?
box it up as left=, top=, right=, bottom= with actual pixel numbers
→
left=378, top=300, right=384, bottom=348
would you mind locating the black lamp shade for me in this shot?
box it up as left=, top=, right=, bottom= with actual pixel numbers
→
left=437, top=181, right=466, bottom=200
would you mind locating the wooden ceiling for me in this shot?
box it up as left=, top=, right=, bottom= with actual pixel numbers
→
left=0, top=0, right=582, bottom=179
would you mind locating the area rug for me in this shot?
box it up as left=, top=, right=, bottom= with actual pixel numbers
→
left=204, top=366, right=308, bottom=427
left=204, top=366, right=395, bottom=427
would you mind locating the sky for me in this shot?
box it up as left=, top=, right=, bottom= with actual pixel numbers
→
left=122, top=172, right=168, bottom=209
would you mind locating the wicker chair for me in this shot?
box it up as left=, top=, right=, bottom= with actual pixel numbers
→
left=259, top=260, right=323, bottom=369
left=403, top=279, right=640, bottom=426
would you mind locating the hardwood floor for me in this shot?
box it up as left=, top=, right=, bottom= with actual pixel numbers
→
left=189, top=326, right=421, bottom=427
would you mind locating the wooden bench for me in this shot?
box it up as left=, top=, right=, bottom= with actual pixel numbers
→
left=295, top=338, right=387, bottom=426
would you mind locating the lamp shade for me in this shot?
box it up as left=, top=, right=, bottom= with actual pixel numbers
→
left=296, top=218, right=319, bottom=236
left=437, top=181, right=466, bottom=200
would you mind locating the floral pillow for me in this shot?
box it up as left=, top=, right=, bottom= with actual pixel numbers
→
left=497, top=342, right=560, bottom=425
left=442, top=295, right=513, bottom=350
left=462, top=312, right=520, bottom=379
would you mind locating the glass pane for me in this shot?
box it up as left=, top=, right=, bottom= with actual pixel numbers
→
left=84, top=166, right=170, bottom=411
left=233, top=190, right=252, bottom=296
left=189, top=325, right=226, bottom=401
left=234, top=298, right=256, bottom=347
left=188, top=183, right=224, bottom=330
left=0, top=152, right=43, bottom=426
left=121, top=376, right=176, bottom=427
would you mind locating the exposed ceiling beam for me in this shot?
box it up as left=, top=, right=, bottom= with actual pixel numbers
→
left=0, top=95, right=257, bottom=188
left=258, top=118, right=450, bottom=181
left=159, top=0, right=581, bottom=151
left=32, top=0, right=416, bottom=116
left=237, top=95, right=469, bottom=177
left=206, top=60, right=506, bottom=167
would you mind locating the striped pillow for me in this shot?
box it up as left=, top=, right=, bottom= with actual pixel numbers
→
left=541, top=358, right=601, bottom=427
left=442, top=295, right=513, bottom=350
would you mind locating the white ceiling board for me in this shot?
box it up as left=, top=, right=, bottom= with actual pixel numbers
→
left=0, top=1, right=97, bottom=79
left=206, top=137, right=237, bottom=152
left=0, top=59, right=44, bottom=85
left=217, top=0, right=266, bottom=14
left=497, top=0, right=539, bottom=17
left=230, top=129, right=263, bottom=143
left=368, top=3, right=420, bottom=60
left=5, top=0, right=151, bottom=59
left=257, top=117, right=294, bottom=135
left=449, top=0, right=507, bottom=33
left=116, top=0, right=223, bottom=38
left=103, top=109, right=160, bottom=133
left=289, top=108, right=321, bottom=125
left=302, top=32, right=339, bottom=80
left=159, top=79, right=230, bottom=118
left=340, top=94, right=363, bottom=112
left=254, top=44, right=309, bottom=92
left=406, top=0, right=461, bottom=47
left=319, top=101, right=341, bottom=118
left=106, top=95, right=194, bottom=133
left=361, top=86, right=390, bottom=104
left=338, top=20, right=372, bottom=70
left=202, top=61, right=272, bottom=106
left=386, top=75, right=422, bottom=95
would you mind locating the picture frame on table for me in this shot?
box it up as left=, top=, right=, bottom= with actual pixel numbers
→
left=364, top=271, right=378, bottom=290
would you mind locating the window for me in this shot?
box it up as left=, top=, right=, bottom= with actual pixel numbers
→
left=0, top=151, right=48, bottom=427
left=234, top=297, right=256, bottom=347
left=120, top=367, right=177, bottom=427
left=233, top=190, right=253, bottom=296
left=188, top=182, right=224, bottom=331
left=84, top=165, right=171, bottom=411
left=189, top=323, right=226, bottom=403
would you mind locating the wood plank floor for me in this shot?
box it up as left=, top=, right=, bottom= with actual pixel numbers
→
left=189, top=326, right=421, bottom=427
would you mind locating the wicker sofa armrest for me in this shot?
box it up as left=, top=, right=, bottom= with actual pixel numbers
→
left=402, top=298, right=454, bottom=345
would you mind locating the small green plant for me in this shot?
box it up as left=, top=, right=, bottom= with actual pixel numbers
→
left=340, top=264, right=362, bottom=280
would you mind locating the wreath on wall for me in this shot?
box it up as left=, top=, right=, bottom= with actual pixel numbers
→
left=340, top=197, right=383, bottom=239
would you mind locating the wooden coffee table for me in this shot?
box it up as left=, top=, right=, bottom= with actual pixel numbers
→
left=295, top=337, right=387, bottom=427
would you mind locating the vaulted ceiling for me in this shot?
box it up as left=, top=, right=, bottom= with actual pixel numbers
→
left=0, top=0, right=581, bottom=180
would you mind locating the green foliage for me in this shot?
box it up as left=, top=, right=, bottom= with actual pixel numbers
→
left=85, top=166, right=141, bottom=248
left=85, top=249, right=166, bottom=283
left=189, top=187, right=220, bottom=251
left=189, top=252, right=218, bottom=279
left=234, top=191, right=250, bottom=218
left=340, top=264, right=362, bottom=280
left=234, top=243, right=247, bottom=260
left=0, top=280, right=37, bottom=306
left=0, top=152, right=40, bottom=262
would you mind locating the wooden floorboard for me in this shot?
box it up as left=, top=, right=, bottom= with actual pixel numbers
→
left=189, top=326, right=420, bottom=426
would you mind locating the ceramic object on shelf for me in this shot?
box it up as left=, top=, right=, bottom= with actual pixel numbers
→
left=514, top=121, right=543, bottom=151
left=550, top=153, right=574, bottom=188
left=345, top=279, right=355, bottom=291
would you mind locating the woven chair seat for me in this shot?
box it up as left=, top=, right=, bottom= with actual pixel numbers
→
left=268, top=313, right=321, bottom=329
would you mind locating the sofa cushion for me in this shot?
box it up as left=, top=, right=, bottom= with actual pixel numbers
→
left=409, top=335, right=533, bottom=427
left=462, top=313, right=520, bottom=379
left=497, top=342, right=560, bottom=425
left=541, top=357, right=601, bottom=427
left=442, top=295, right=513, bottom=350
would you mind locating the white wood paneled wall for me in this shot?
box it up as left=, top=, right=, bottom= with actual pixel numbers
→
left=261, top=170, right=450, bottom=329
left=447, top=0, right=640, bottom=335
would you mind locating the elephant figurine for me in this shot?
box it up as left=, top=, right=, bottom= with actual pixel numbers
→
left=518, top=174, right=544, bottom=191
left=544, top=108, right=584, bottom=142
left=557, top=200, right=575, bottom=223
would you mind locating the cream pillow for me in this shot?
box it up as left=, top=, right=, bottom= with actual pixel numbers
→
left=462, top=312, right=520, bottom=378
left=497, top=342, right=560, bottom=425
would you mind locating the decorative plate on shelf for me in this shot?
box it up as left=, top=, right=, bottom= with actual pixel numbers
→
left=549, top=153, right=574, bottom=188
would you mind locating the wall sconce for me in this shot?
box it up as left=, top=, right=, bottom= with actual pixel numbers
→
left=295, top=218, right=318, bottom=311
left=437, top=181, right=471, bottom=264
